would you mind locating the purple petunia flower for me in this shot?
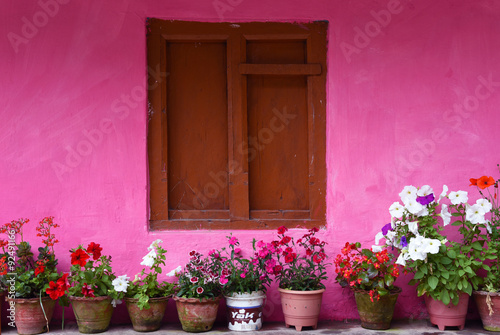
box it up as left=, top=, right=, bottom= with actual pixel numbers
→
left=381, top=223, right=392, bottom=236
left=401, top=236, right=408, bottom=248
left=416, top=193, right=435, bottom=206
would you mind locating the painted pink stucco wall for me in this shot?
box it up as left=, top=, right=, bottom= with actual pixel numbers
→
left=2, top=0, right=500, bottom=325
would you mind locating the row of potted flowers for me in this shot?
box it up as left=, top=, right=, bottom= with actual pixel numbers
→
left=2, top=169, right=500, bottom=334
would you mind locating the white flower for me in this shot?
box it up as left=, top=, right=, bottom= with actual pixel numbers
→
left=407, top=221, right=419, bottom=235
left=112, top=275, right=130, bottom=293
left=408, top=236, right=427, bottom=261
left=140, top=249, right=157, bottom=267
left=449, top=191, right=468, bottom=205
left=486, top=221, right=492, bottom=234
left=375, top=231, right=384, bottom=245
left=416, top=206, right=429, bottom=217
left=423, top=238, right=441, bottom=254
left=111, top=299, right=122, bottom=307
left=417, top=185, right=434, bottom=197
left=389, top=202, right=405, bottom=218
left=441, top=238, right=448, bottom=245
left=437, top=185, right=448, bottom=204
left=440, top=204, right=452, bottom=226
left=403, top=197, right=424, bottom=215
left=148, top=239, right=163, bottom=251
left=372, top=245, right=384, bottom=252
left=385, top=231, right=396, bottom=247
left=399, top=185, right=418, bottom=202
left=396, top=248, right=409, bottom=266
left=466, top=204, right=487, bottom=224
left=476, top=199, right=492, bottom=213
left=166, top=265, right=182, bottom=277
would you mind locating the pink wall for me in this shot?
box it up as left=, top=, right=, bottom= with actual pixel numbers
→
left=2, top=0, right=500, bottom=324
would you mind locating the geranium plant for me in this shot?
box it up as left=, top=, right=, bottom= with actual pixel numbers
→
left=117, top=239, right=175, bottom=310
left=470, top=168, right=500, bottom=292
left=374, top=185, right=493, bottom=305
left=267, top=226, right=328, bottom=291
left=214, top=235, right=273, bottom=296
left=0, top=217, right=63, bottom=299
left=334, top=242, right=400, bottom=302
left=175, top=250, right=222, bottom=299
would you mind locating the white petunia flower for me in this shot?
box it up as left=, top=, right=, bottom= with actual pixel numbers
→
left=417, top=185, right=434, bottom=197
left=466, top=204, right=487, bottom=224
left=408, top=236, right=427, bottom=261
left=166, top=265, right=183, bottom=277
left=372, top=245, right=384, bottom=252
left=396, top=248, right=409, bottom=266
left=449, top=191, right=468, bottom=205
left=375, top=231, right=384, bottom=245
left=416, top=206, right=429, bottom=217
left=385, top=231, right=396, bottom=247
left=486, top=221, right=492, bottom=234
left=112, top=275, right=130, bottom=293
left=148, top=239, right=163, bottom=251
left=476, top=199, right=492, bottom=213
left=140, top=249, right=157, bottom=267
left=389, top=202, right=405, bottom=218
left=111, top=299, right=122, bottom=307
left=403, top=197, right=424, bottom=215
left=423, top=238, right=441, bottom=254
left=440, top=204, right=452, bottom=226
left=437, top=185, right=448, bottom=204
left=399, top=185, right=418, bottom=202
left=407, top=221, right=419, bottom=235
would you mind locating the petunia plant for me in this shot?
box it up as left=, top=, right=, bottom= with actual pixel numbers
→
left=374, top=185, right=494, bottom=305
left=214, top=235, right=273, bottom=296
left=117, top=239, right=175, bottom=310
left=175, top=250, right=223, bottom=299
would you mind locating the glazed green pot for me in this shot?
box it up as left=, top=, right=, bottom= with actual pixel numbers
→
left=353, top=287, right=401, bottom=330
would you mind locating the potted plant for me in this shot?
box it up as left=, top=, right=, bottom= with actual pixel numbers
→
left=48, top=242, right=124, bottom=333
left=374, top=184, right=492, bottom=330
left=266, top=226, right=328, bottom=332
left=215, top=235, right=273, bottom=331
left=120, top=239, right=175, bottom=332
left=469, top=170, right=500, bottom=331
left=1, top=217, right=63, bottom=335
left=334, top=242, right=401, bottom=330
left=173, top=250, right=223, bottom=333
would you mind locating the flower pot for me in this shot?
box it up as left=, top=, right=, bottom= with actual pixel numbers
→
left=6, top=296, right=56, bottom=335
left=278, top=288, right=325, bottom=332
left=424, top=292, right=469, bottom=331
left=124, top=296, right=169, bottom=332
left=225, top=291, right=265, bottom=331
left=173, top=295, right=220, bottom=332
left=69, top=296, right=114, bottom=333
left=353, top=287, right=401, bottom=330
left=473, top=290, right=500, bottom=331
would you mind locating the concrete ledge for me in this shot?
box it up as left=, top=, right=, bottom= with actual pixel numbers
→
left=1, top=319, right=490, bottom=334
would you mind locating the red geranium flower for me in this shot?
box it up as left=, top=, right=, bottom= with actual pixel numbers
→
left=71, top=248, right=90, bottom=267
left=46, top=281, right=65, bottom=300
left=57, top=273, right=70, bottom=292
left=86, top=242, right=102, bottom=260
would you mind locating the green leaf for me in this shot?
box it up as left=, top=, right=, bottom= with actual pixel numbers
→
left=440, top=257, right=452, bottom=265
left=428, top=276, right=439, bottom=290
left=446, top=249, right=457, bottom=259
left=442, top=289, right=450, bottom=305
left=471, top=241, right=483, bottom=251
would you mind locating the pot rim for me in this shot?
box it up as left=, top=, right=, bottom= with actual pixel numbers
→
left=124, top=295, right=171, bottom=303
left=352, top=286, right=402, bottom=295
left=5, top=296, right=53, bottom=303
left=69, top=295, right=112, bottom=302
left=224, top=290, right=266, bottom=299
left=173, top=295, right=221, bottom=303
left=473, top=290, right=500, bottom=297
left=278, top=287, right=325, bottom=294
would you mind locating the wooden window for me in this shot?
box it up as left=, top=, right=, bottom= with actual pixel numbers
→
left=147, top=20, right=327, bottom=230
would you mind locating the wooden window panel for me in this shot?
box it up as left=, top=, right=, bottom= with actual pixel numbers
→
left=147, top=21, right=327, bottom=230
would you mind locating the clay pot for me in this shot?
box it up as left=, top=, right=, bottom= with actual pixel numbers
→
left=225, top=291, right=265, bottom=331
left=353, top=287, right=401, bottom=330
left=424, top=292, right=469, bottom=331
left=173, top=295, right=221, bottom=332
left=124, top=296, right=169, bottom=332
left=69, top=296, right=113, bottom=333
left=278, top=288, right=325, bottom=332
left=473, top=290, right=500, bottom=331
left=6, top=296, right=56, bottom=335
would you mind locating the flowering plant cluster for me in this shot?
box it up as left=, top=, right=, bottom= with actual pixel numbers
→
left=470, top=168, right=500, bottom=291
left=117, top=239, right=175, bottom=310
left=334, top=242, right=400, bottom=302
left=176, top=250, right=222, bottom=299
left=269, top=226, right=328, bottom=291
left=375, top=185, right=493, bottom=305
left=0, top=217, right=63, bottom=298
left=214, top=235, right=273, bottom=296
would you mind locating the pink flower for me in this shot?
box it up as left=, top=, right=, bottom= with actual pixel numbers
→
left=258, top=249, right=269, bottom=258
left=229, top=237, right=238, bottom=245
left=240, top=272, right=246, bottom=278
left=197, top=287, right=204, bottom=294
left=234, top=248, right=241, bottom=254
left=219, top=276, right=228, bottom=285
left=259, top=274, right=267, bottom=281
left=190, top=277, right=199, bottom=283
left=257, top=240, right=265, bottom=248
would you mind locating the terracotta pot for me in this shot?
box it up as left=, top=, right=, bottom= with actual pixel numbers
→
left=424, top=292, right=469, bottom=331
left=173, top=295, right=220, bottom=332
left=69, top=296, right=113, bottom=333
left=124, top=296, right=169, bottom=332
left=353, top=287, right=401, bottom=330
left=473, top=290, right=500, bottom=331
left=6, top=296, right=56, bottom=335
left=278, top=288, right=325, bottom=332
left=225, top=291, right=265, bottom=331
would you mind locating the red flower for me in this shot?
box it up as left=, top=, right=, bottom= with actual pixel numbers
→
left=196, top=287, right=204, bottom=294
left=57, top=273, right=70, bottom=292
left=280, top=236, right=291, bottom=245
left=309, top=237, right=320, bottom=245
left=469, top=178, right=478, bottom=186
left=35, top=265, right=45, bottom=276
left=273, top=265, right=282, bottom=274
left=46, top=281, right=65, bottom=300
left=71, top=248, right=90, bottom=267
left=190, top=277, right=199, bottom=284
left=81, top=284, right=95, bottom=298
left=477, top=176, right=496, bottom=189
left=86, top=242, right=102, bottom=260
left=277, top=226, right=288, bottom=235
left=284, top=252, right=297, bottom=263
left=228, top=237, right=238, bottom=245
